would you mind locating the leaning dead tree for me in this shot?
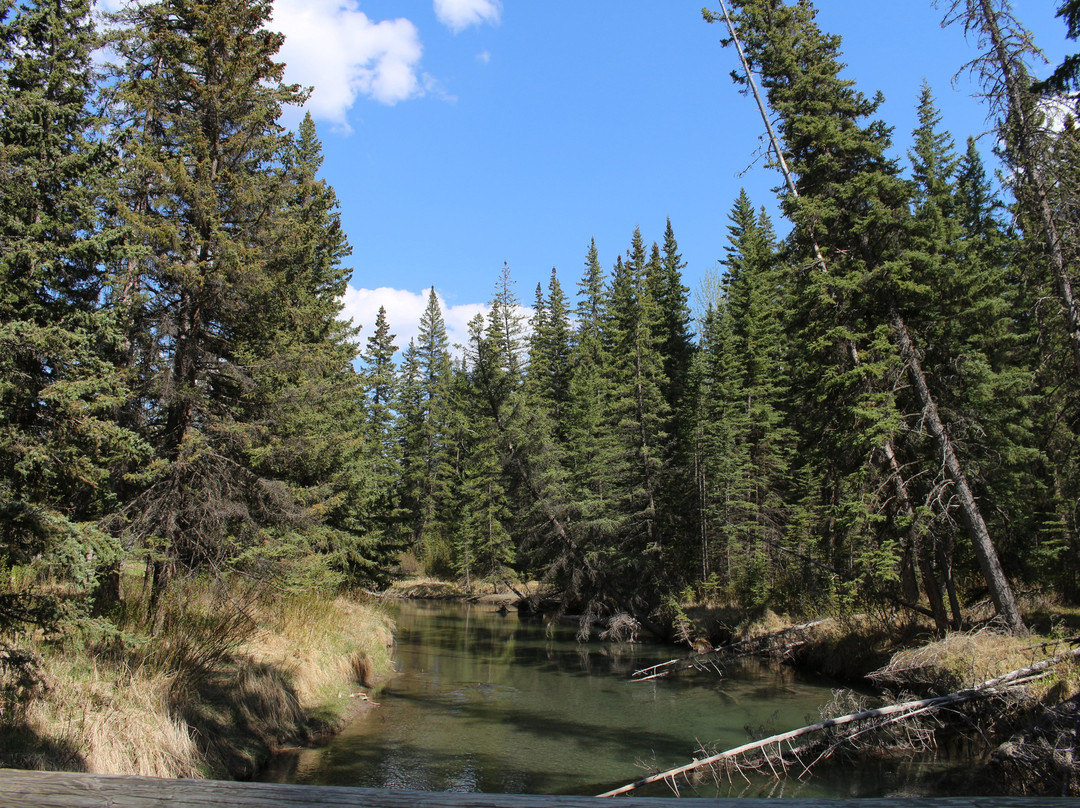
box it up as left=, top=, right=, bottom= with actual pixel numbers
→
left=942, top=0, right=1080, bottom=376
left=599, top=645, right=1080, bottom=798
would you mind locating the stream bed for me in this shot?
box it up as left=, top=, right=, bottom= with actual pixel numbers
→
left=259, top=599, right=976, bottom=798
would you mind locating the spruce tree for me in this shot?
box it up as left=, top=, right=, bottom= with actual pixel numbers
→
left=943, top=0, right=1080, bottom=376
left=360, top=305, right=401, bottom=547
left=455, top=314, right=515, bottom=586
left=398, top=288, right=455, bottom=572
left=717, top=0, right=1025, bottom=631
left=526, top=268, right=573, bottom=443
left=0, top=0, right=145, bottom=634
left=565, top=240, right=610, bottom=545
left=1039, top=0, right=1080, bottom=93
left=103, top=0, right=316, bottom=621
left=592, top=231, right=673, bottom=615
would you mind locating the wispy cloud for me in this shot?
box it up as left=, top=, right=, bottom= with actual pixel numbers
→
left=433, top=0, right=502, bottom=33
left=272, top=0, right=425, bottom=129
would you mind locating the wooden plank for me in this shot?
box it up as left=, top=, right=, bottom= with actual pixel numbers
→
left=0, top=769, right=1074, bottom=808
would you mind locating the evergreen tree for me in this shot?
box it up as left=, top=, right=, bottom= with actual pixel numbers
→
left=657, top=219, right=695, bottom=416
left=398, top=288, right=454, bottom=572
left=455, top=314, right=515, bottom=586
left=943, top=0, right=1080, bottom=377
left=718, top=0, right=1024, bottom=631
left=103, top=0, right=315, bottom=622
left=360, top=305, right=401, bottom=546
left=0, top=0, right=145, bottom=635
left=230, top=111, right=392, bottom=589
left=591, top=230, right=673, bottom=616
left=526, top=268, right=573, bottom=443
left=565, top=240, right=610, bottom=540
left=893, top=88, right=1038, bottom=628
left=1039, top=0, right=1080, bottom=93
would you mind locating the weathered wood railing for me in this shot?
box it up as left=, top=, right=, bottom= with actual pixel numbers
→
left=0, top=769, right=1075, bottom=807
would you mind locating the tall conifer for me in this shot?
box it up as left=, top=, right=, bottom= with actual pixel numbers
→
left=104, top=0, right=314, bottom=620
left=0, top=0, right=144, bottom=633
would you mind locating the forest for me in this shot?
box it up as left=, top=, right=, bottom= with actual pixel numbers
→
left=2, top=0, right=1080, bottom=717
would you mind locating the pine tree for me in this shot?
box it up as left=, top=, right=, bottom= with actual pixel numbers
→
left=103, top=0, right=315, bottom=622
left=0, top=0, right=145, bottom=635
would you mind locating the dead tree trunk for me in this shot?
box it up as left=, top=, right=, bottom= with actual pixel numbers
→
left=601, top=645, right=1080, bottom=798
left=888, top=299, right=1024, bottom=634
left=952, top=0, right=1080, bottom=374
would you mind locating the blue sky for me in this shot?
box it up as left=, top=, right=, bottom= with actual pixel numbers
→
left=205, top=2, right=1080, bottom=352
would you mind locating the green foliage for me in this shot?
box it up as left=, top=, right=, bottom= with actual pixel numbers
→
left=3, top=0, right=1079, bottom=658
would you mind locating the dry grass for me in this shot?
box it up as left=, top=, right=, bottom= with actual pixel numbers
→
left=1, top=651, right=203, bottom=778
left=0, top=579, right=395, bottom=780
left=870, top=627, right=1080, bottom=699
left=243, top=591, right=394, bottom=714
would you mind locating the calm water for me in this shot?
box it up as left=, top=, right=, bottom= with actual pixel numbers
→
left=261, top=600, right=973, bottom=798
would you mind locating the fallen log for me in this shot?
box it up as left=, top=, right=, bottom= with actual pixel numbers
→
left=600, top=645, right=1080, bottom=798
left=631, top=620, right=827, bottom=681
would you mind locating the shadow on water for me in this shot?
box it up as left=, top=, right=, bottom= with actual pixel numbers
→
left=259, top=600, right=974, bottom=798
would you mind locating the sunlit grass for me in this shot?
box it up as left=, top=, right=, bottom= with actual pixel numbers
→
left=0, top=571, right=394, bottom=778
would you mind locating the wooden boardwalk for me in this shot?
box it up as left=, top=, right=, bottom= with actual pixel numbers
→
left=1, top=769, right=1076, bottom=807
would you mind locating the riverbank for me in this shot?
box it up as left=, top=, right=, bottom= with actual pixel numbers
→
left=382, top=578, right=1079, bottom=796
left=0, top=578, right=395, bottom=780
left=668, top=601, right=1080, bottom=797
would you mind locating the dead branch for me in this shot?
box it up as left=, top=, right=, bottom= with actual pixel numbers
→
left=631, top=620, right=827, bottom=681
left=599, top=645, right=1080, bottom=798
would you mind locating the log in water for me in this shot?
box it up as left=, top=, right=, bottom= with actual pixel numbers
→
left=258, top=601, right=991, bottom=799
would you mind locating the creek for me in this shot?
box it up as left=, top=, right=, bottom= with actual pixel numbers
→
left=260, top=599, right=975, bottom=798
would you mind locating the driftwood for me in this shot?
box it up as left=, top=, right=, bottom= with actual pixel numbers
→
left=601, top=645, right=1080, bottom=798
left=631, top=620, right=827, bottom=681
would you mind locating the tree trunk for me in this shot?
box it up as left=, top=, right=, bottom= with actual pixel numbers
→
left=975, top=0, right=1080, bottom=375
left=881, top=441, right=950, bottom=633
left=888, top=299, right=1025, bottom=634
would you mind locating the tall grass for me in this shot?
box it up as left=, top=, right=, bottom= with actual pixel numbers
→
left=0, top=571, right=394, bottom=779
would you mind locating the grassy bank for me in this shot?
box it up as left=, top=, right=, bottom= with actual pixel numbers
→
left=0, top=574, right=394, bottom=779
left=669, top=595, right=1080, bottom=796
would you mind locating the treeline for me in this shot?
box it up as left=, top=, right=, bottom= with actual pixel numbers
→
left=1, top=0, right=1078, bottom=648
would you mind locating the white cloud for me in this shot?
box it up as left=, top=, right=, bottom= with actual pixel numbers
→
left=434, top=0, right=502, bottom=33
left=95, top=1, right=428, bottom=128
left=341, top=286, right=487, bottom=359
left=272, top=0, right=425, bottom=129
left=476, top=50, right=492, bottom=65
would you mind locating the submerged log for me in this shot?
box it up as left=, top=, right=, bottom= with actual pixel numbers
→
left=631, top=620, right=827, bottom=681
left=602, top=645, right=1080, bottom=798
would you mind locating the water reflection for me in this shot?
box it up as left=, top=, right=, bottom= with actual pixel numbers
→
left=260, top=600, right=968, bottom=797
